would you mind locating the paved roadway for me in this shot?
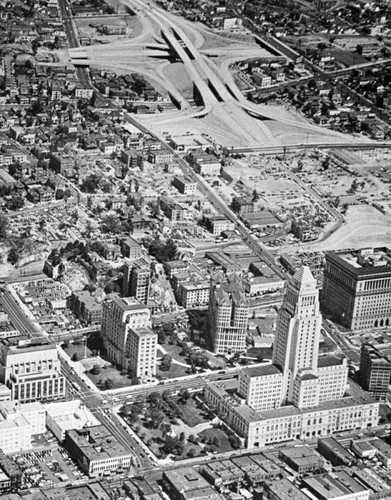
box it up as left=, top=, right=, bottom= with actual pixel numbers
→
left=57, top=0, right=91, bottom=87
left=232, top=142, right=391, bottom=154
left=322, top=321, right=360, bottom=365
left=0, top=289, right=39, bottom=335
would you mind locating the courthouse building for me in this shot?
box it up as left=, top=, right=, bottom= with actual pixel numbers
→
left=322, top=248, right=391, bottom=330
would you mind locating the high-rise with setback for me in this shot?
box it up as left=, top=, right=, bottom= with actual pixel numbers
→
left=273, top=266, right=321, bottom=404
left=208, top=273, right=249, bottom=355
left=101, top=296, right=157, bottom=380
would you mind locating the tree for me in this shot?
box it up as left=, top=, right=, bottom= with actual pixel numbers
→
left=187, top=448, right=196, bottom=458
left=148, top=392, right=162, bottom=407
left=101, top=214, right=122, bottom=234
left=0, top=214, right=8, bottom=239
left=179, top=388, right=190, bottom=403
left=81, top=174, right=101, bottom=193
left=90, top=364, right=101, bottom=375
left=7, top=195, right=24, bottom=211
left=229, top=434, right=242, bottom=450
left=149, top=238, right=177, bottom=262
left=71, top=353, right=79, bottom=362
left=7, top=247, right=19, bottom=265
left=212, top=437, right=220, bottom=447
left=160, top=354, right=172, bottom=372
left=103, top=378, right=114, bottom=390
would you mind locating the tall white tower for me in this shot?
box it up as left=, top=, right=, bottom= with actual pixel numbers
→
left=273, top=266, right=322, bottom=403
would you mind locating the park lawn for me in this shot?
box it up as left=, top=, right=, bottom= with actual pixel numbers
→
left=198, top=427, right=235, bottom=453
left=162, top=344, right=188, bottom=363
left=130, top=417, right=203, bottom=460
left=157, top=362, right=189, bottom=379
left=86, top=365, right=134, bottom=390
left=178, top=398, right=210, bottom=428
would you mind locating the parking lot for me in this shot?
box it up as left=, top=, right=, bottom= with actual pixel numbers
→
left=14, top=446, right=87, bottom=488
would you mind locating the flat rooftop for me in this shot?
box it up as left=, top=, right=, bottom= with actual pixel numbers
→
left=66, top=425, right=132, bottom=462
left=265, top=479, right=309, bottom=500
left=327, top=247, right=391, bottom=277
left=317, top=355, right=344, bottom=368
left=241, top=364, right=282, bottom=378
left=303, top=471, right=367, bottom=499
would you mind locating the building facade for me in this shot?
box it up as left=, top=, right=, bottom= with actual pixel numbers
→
left=126, top=327, right=157, bottom=382
left=204, top=267, right=377, bottom=449
left=64, top=426, right=134, bottom=478
left=0, top=337, right=65, bottom=403
left=101, top=297, right=154, bottom=373
left=123, top=258, right=151, bottom=304
left=208, top=274, right=249, bottom=355
left=238, top=365, right=284, bottom=412
left=322, top=248, right=391, bottom=330
left=177, top=280, right=210, bottom=309
left=273, top=267, right=322, bottom=403
left=359, top=343, right=391, bottom=401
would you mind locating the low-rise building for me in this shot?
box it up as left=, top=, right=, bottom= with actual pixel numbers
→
left=45, top=400, right=100, bottom=441
left=177, top=280, right=210, bottom=308
left=317, top=437, right=356, bottom=467
left=242, top=210, right=282, bottom=230
left=244, top=273, right=285, bottom=296
left=351, top=439, right=377, bottom=459
left=263, top=478, right=309, bottom=500
left=359, top=343, right=391, bottom=402
left=148, top=149, right=173, bottom=165
left=172, top=176, right=197, bottom=196
left=279, top=446, right=324, bottom=473
left=70, top=291, right=102, bottom=326
left=303, top=471, right=369, bottom=500
left=162, top=467, right=223, bottom=500
left=119, top=236, right=143, bottom=260
left=204, top=215, right=235, bottom=236
left=371, top=437, right=391, bottom=468
left=65, top=425, right=134, bottom=478
left=0, top=451, right=22, bottom=494
left=0, top=401, right=45, bottom=453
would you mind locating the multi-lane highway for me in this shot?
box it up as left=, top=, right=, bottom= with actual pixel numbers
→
left=57, top=0, right=91, bottom=87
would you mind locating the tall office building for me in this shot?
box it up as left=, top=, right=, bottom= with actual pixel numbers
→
left=273, top=266, right=321, bottom=403
left=359, top=343, right=391, bottom=401
left=322, top=248, right=391, bottom=330
left=123, top=258, right=151, bottom=304
left=208, top=273, right=249, bottom=355
left=127, top=327, right=157, bottom=382
left=205, top=267, right=375, bottom=449
left=101, top=297, right=156, bottom=375
left=0, top=337, right=65, bottom=403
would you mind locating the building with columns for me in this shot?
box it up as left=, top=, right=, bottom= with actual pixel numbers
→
left=322, top=247, right=391, bottom=330
left=0, top=337, right=65, bottom=403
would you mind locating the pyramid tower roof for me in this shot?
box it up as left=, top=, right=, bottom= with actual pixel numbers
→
left=292, top=266, right=316, bottom=288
